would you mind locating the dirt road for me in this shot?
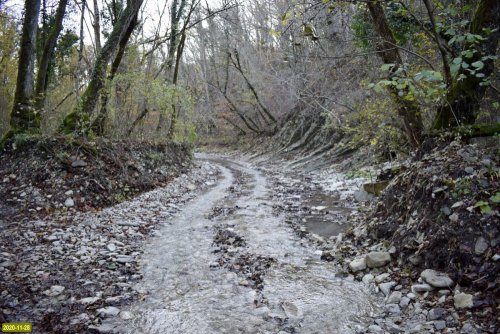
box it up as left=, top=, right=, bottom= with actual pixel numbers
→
left=103, top=157, right=378, bottom=333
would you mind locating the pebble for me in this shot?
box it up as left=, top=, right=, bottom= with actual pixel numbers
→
left=420, top=269, right=454, bottom=288
left=454, top=292, right=473, bottom=309
left=386, top=291, right=402, bottom=304
left=362, top=273, right=374, bottom=284
left=375, top=273, right=390, bottom=283
left=399, top=296, right=411, bottom=308
left=365, top=252, right=391, bottom=268
left=107, top=243, right=117, bottom=252
left=384, top=304, right=401, bottom=315
left=368, top=324, right=383, bottom=333
left=379, top=282, right=396, bottom=296
left=434, top=320, right=446, bottom=330
left=474, top=237, right=488, bottom=255
left=44, top=285, right=65, bottom=296
left=64, top=198, right=75, bottom=207
left=412, top=283, right=433, bottom=293
left=349, top=257, right=367, bottom=272
left=97, top=306, right=120, bottom=318
left=428, top=307, right=446, bottom=320
left=119, top=311, right=134, bottom=320
left=78, top=297, right=100, bottom=305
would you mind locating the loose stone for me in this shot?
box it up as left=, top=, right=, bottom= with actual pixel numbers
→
left=365, top=252, right=391, bottom=268
left=420, top=269, right=454, bottom=288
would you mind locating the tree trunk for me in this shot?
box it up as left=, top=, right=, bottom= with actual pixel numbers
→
left=7, top=0, right=42, bottom=136
left=367, top=0, right=424, bottom=147
left=167, top=32, right=186, bottom=140
left=92, top=15, right=138, bottom=136
left=60, top=0, right=143, bottom=135
left=34, top=0, right=69, bottom=111
left=433, top=0, right=500, bottom=129
left=92, top=0, right=102, bottom=54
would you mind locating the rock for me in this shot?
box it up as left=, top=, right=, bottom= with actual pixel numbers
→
left=428, top=308, right=446, bottom=320
left=399, top=297, right=410, bottom=309
left=64, top=198, right=75, bottom=207
left=460, top=322, right=477, bottom=334
left=375, top=273, right=390, bottom=283
left=119, top=311, right=134, bottom=320
left=186, top=183, right=196, bottom=191
left=349, top=257, right=367, bottom=272
left=384, top=304, right=401, bottom=315
left=368, top=325, right=383, bottom=333
left=116, top=255, right=133, bottom=263
left=411, top=284, right=434, bottom=293
left=449, top=213, right=459, bottom=222
left=438, top=290, right=451, bottom=296
left=71, top=160, right=88, bottom=167
left=107, top=244, right=117, bottom=252
left=362, top=273, right=374, bottom=284
left=474, top=237, right=488, bottom=255
left=408, top=254, right=422, bottom=266
left=434, top=320, right=446, bottom=331
left=365, top=252, right=391, bottom=268
left=454, top=293, right=473, bottom=309
left=97, top=306, right=120, bottom=318
left=65, top=190, right=74, bottom=196
left=70, top=313, right=90, bottom=325
left=78, top=297, right=100, bottom=305
left=493, top=254, right=500, bottom=261
left=88, top=324, right=116, bottom=333
left=387, top=291, right=402, bottom=304
left=44, top=285, right=65, bottom=296
left=420, top=269, right=454, bottom=288
left=363, top=181, right=389, bottom=196
left=379, top=282, right=396, bottom=296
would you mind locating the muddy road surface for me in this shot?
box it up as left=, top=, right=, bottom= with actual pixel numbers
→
left=103, top=156, right=378, bottom=333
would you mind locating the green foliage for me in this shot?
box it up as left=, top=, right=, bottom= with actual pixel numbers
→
left=351, top=3, right=421, bottom=50
left=368, top=63, right=446, bottom=105
left=346, top=98, right=407, bottom=154
left=108, top=70, right=197, bottom=143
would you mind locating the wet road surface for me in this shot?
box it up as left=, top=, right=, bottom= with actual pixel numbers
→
left=105, top=158, right=378, bottom=333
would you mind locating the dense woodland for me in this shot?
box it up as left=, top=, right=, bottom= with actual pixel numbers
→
left=0, top=0, right=498, bottom=150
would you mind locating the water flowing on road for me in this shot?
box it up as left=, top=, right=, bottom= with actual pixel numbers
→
left=105, top=157, right=378, bottom=333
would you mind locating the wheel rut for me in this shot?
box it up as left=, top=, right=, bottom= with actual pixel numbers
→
left=104, top=158, right=377, bottom=333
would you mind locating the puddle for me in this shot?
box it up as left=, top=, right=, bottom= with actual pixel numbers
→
left=301, top=192, right=353, bottom=238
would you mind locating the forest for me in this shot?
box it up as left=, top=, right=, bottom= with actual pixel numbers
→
left=0, top=0, right=498, bottom=333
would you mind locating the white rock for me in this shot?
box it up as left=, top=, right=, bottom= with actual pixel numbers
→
left=119, top=311, right=134, bottom=320
left=421, top=269, right=454, bottom=288
left=107, top=243, right=117, bottom=252
left=365, top=252, right=391, bottom=268
left=379, top=281, right=396, bottom=296
left=44, top=285, right=65, bottom=296
left=387, top=291, right=402, bottom=304
left=474, top=237, right=488, bottom=255
left=78, top=297, right=100, bottom=305
left=64, top=198, right=75, bottom=207
left=362, top=273, right=374, bottom=284
left=97, top=306, right=120, bottom=318
left=349, top=257, right=367, bottom=272
left=454, top=293, right=473, bottom=309
left=412, top=284, right=434, bottom=293
left=65, top=190, right=74, bottom=196
left=375, top=273, right=390, bottom=283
